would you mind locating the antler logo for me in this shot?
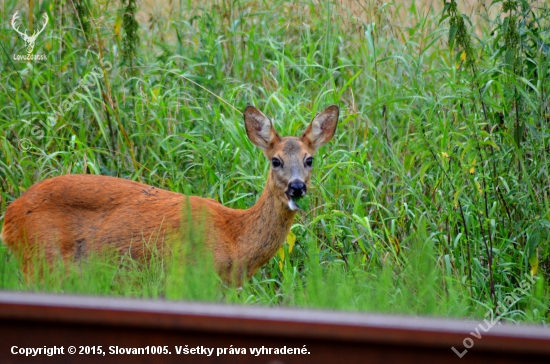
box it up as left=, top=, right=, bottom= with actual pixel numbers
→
left=12, top=11, right=48, bottom=55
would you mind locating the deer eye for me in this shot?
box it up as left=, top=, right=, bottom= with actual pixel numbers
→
left=272, top=158, right=282, bottom=168
left=305, top=157, right=314, bottom=167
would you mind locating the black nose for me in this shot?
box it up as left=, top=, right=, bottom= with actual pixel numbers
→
left=288, top=180, right=307, bottom=198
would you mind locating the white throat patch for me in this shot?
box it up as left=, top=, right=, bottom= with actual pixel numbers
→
left=288, top=198, right=301, bottom=211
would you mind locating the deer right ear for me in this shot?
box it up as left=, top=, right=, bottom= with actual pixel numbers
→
left=244, top=106, right=280, bottom=150
left=301, top=105, right=339, bottom=152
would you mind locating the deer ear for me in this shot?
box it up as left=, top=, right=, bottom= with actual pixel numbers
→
left=301, top=105, right=339, bottom=151
left=244, top=106, right=280, bottom=150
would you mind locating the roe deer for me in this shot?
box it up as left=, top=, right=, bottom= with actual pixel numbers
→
left=1, top=105, right=339, bottom=284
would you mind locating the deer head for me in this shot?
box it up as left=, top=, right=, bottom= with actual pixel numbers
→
left=244, top=105, right=339, bottom=211
left=12, top=11, right=49, bottom=55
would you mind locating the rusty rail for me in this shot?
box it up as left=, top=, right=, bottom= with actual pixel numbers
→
left=0, top=291, right=549, bottom=363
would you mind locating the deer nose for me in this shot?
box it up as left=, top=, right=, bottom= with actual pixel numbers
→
left=288, top=180, right=307, bottom=198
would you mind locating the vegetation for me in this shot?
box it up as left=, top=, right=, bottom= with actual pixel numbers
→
left=0, top=0, right=549, bottom=323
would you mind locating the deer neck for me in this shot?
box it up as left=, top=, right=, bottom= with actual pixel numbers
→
left=237, top=174, right=297, bottom=274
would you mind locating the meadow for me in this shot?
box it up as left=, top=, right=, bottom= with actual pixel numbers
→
left=0, top=0, right=549, bottom=323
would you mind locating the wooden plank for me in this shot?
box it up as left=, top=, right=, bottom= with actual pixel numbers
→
left=0, top=291, right=549, bottom=363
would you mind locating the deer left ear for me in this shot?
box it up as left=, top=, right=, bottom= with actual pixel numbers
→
left=244, top=106, right=281, bottom=150
left=301, top=105, right=339, bottom=151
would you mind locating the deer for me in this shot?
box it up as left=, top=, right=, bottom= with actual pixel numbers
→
left=1, top=105, right=339, bottom=285
left=11, top=11, right=49, bottom=55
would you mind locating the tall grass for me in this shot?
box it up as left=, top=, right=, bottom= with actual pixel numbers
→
left=0, top=0, right=549, bottom=322
left=0, top=219, right=474, bottom=318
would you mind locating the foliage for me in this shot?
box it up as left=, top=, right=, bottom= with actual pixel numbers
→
left=120, top=0, right=140, bottom=68
left=72, top=0, right=91, bottom=39
left=0, top=0, right=549, bottom=322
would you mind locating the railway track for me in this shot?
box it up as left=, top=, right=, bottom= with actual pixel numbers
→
left=0, top=291, right=549, bottom=363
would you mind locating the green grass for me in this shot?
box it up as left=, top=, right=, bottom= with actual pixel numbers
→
left=0, top=221, right=474, bottom=318
left=1, top=0, right=549, bottom=323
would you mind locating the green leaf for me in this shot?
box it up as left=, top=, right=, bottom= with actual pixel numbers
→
left=439, top=2, right=451, bottom=24
left=449, top=24, right=458, bottom=51
left=461, top=13, right=473, bottom=27
left=527, top=225, right=546, bottom=276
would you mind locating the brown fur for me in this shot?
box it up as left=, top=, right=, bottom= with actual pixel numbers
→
left=1, top=105, right=339, bottom=285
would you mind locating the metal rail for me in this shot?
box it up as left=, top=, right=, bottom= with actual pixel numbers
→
left=0, top=291, right=549, bottom=363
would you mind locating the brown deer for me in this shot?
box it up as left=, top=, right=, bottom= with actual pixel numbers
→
left=1, top=105, right=339, bottom=284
